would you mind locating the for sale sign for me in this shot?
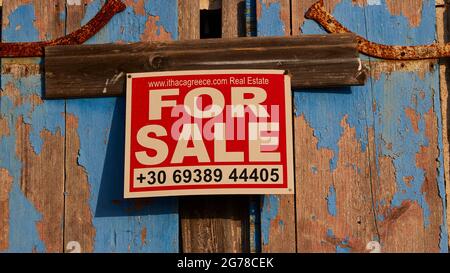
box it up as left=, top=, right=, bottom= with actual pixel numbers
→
left=124, top=70, right=294, bottom=198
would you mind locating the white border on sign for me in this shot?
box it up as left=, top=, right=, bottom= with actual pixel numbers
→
left=124, top=69, right=294, bottom=198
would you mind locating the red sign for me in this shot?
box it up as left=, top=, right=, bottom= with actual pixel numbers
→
left=124, top=70, right=294, bottom=198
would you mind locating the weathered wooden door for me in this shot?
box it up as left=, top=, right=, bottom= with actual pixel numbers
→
left=0, top=0, right=448, bottom=253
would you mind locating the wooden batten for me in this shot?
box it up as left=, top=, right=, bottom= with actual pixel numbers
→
left=44, top=34, right=365, bottom=99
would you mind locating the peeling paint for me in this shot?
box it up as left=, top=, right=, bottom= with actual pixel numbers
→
left=326, top=185, right=337, bottom=217
left=261, top=195, right=280, bottom=246
left=141, top=15, right=172, bottom=42
left=64, top=114, right=96, bottom=253
left=0, top=168, right=13, bottom=251
left=15, top=116, right=64, bottom=252
left=386, top=0, right=423, bottom=28
left=257, top=0, right=286, bottom=36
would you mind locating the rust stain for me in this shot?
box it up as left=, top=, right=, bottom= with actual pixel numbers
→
left=405, top=108, right=420, bottom=134
left=64, top=114, right=96, bottom=253
left=141, top=15, right=172, bottom=42
left=140, top=227, right=147, bottom=246
left=0, top=117, right=10, bottom=137
left=386, top=0, right=423, bottom=28
left=306, top=1, right=450, bottom=60
left=15, top=116, right=64, bottom=253
left=368, top=60, right=435, bottom=81
left=1, top=62, right=41, bottom=79
left=0, top=0, right=126, bottom=57
left=0, top=168, right=13, bottom=251
left=296, top=0, right=367, bottom=33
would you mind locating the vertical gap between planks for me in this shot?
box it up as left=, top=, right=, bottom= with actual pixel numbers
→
left=436, top=1, right=450, bottom=250
left=360, top=4, right=383, bottom=247
left=179, top=0, right=252, bottom=253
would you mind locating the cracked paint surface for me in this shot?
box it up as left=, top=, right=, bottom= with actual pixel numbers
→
left=258, top=0, right=447, bottom=252
left=1, top=0, right=179, bottom=253
left=1, top=1, right=66, bottom=252
left=64, top=0, right=179, bottom=252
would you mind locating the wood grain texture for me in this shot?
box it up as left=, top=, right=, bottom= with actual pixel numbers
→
left=181, top=196, right=249, bottom=252
left=222, top=0, right=246, bottom=38
left=179, top=0, right=200, bottom=40
left=436, top=3, right=450, bottom=248
left=180, top=0, right=249, bottom=253
left=294, top=0, right=447, bottom=252
left=0, top=0, right=66, bottom=252
left=256, top=0, right=296, bottom=253
left=44, top=34, right=364, bottom=98
left=63, top=0, right=180, bottom=253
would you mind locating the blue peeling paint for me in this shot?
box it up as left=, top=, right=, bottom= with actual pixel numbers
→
left=0, top=2, right=67, bottom=252
left=364, top=0, right=436, bottom=46
left=2, top=70, right=65, bottom=155
left=297, top=0, right=370, bottom=170
left=327, top=229, right=351, bottom=253
left=7, top=183, right=46, bottom=253
left=81, top=0, right=177, bottom=44
left=327, top=185, right=337, bottom=217
left=61, top=0, right=180, bottom=252
left=144, top=0, right=178, bottom=40
left=257, top=0, right=285, bottom=37
left=372, top=72, right=435, bottom=227
left=2, top=4, right=39, bottom=42
left=261, top=195, right=280, bottom=246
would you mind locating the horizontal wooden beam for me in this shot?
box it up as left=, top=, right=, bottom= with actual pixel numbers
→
left=44, top=34, right=366, bottom=99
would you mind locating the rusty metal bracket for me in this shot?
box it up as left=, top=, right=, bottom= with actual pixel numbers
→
left=0, top=0, right=126, bottom=57
left=306, top=0, right=448, bottom=60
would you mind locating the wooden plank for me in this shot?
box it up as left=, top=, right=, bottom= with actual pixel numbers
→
left=44, top=34, right=364, bottom=99
left=179, top=0, right=200, bottom=40
left=295, top=0, right=448, bottom=252
left=180, top=0, right=249, bottom=253
left=63, top=0, right=179, bottom=253
left=257, top=0, right=296, bottom=253
left=365, top=0, right=446, bottom=253
left=0, top=0, right=66, bottom=252
left=293, top=0, right=379, bottom=253
left=181, top=196, right=249, bottom=252
left=222, top=0, right=246, bottom=38
left=437, top=3, right=450, bottom=249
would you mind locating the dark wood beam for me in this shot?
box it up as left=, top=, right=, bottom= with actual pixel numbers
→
left=44, top=34, right=366, bottom=99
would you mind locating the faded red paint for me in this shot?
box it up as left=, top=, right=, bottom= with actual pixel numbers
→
left=0, top=168, right=13, bottom=251
left=140, top=15, right=172, bottom=42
